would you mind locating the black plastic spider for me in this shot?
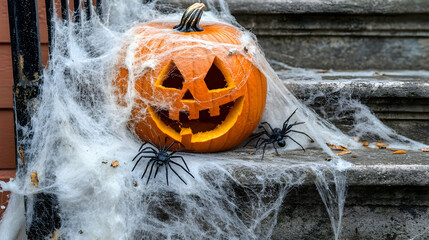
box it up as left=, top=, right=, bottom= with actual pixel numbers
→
left=132, top=137, right=194, bottom=185
left=244, top=109, right=314, bottom=160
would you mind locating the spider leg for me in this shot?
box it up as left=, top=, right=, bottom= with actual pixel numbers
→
left=165, top=163, right=169, bottom=186
left=132, top=155, right=153, bottom=171
left=260, top=122, right=275, bottom=132
left=154, top=164, right=161, bottom=178
left=140, top=142, right=159, bottom=151
left=163, top=136, right=168, bottom=151
left=283, top=121, right=305, bottom=133
left=168, top=163, right=188, bottom=185
left=258, top=125, right=272, bottom=136
left=261, top=143, right=269, bottom=160
left=254, top=138, right=264, bottom=149
left=132, top=151, right=155, bottom=162
left=282, top=108, right=298, bottom=130
left=141, top=159, right=154, bottom=180
left=166, top=141, right=186, bottom=151
left=138, top=142, right=148, bottom=152
left=243, top=132, right=265, bottom=147
left=158, top=136, right=162, bottom=150
left=145, top=159, right=157, bottom=184
left=170, top=161, right=195, bottom=178
left=286, top=135, right=306, bottom=152
left=287, top=130, right=314, bottom=142
left=255, top=138, right=269, bottom=150
left=273, top=143, right=279, bottom=155
left=166, top=141, right=176, bottom=152
left=170, top=156, right=190, bottom=171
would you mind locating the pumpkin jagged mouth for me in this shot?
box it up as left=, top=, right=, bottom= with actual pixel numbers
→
left=148, top=96, right=244, bottom=143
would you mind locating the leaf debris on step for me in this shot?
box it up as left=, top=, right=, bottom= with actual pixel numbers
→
left=30, top=172, right=38, bottom=188
left=327, top=143, right=351, bottom=156
left=19, top=146, right=25, bottom=167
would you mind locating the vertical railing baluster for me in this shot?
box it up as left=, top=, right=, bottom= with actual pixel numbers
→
left=85, top=0, right=92, bottom=20
left=7, top=0, right=60, bottom=239
left=61, top=0, right=70, bottom=21
left=74, top=0, right=81, bottom=23
left=45, top=0, right=54, bottom=56
left=96, top=0, right=102, bottom=20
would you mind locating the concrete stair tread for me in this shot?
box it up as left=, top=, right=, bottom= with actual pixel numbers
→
left=218, top=148, right=429, bottom=186
left=279, top=70, right=429, bottom=98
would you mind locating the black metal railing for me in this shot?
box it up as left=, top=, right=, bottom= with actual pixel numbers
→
left=7, top=1, right=102, bottom=238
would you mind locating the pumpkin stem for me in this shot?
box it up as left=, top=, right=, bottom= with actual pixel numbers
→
left=174, top=3, right=205, bottom=32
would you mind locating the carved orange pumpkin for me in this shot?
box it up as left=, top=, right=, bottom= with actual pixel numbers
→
left=114, top=3, right=267, bottom=152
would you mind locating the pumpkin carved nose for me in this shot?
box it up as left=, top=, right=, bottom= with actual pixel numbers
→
left=182, top=89, right=194, bottom=100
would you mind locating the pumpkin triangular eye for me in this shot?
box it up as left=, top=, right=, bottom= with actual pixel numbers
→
left=204, top=61, right=227, bottom=90
left=161, top=63, right=184, bottom=89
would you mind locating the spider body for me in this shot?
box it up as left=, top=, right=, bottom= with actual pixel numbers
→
left=245, top=109, right=314, bottom=160
left=132, top=138, right=194, bottom=185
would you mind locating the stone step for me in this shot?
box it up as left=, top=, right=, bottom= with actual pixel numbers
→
left=165, top=0, right=429, bottom=70
left=221, top=148, right=429, bottom=239
left=277, top=70, right=429, bottom=143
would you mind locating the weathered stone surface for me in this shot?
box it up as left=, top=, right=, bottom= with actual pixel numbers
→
left=164, top=0, right=429, bottom=70
left=280, top=71, right=429, bottom=143
left=221, top=148, right=429, bottom=239
left=236, top=13, right=429, bottom=70
left=255, top=36, right=429, bottom=70
left=166, top=0, right=429, bottom=14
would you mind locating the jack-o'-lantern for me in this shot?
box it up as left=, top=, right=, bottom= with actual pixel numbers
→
left=114, top=3, right=267, bottom=152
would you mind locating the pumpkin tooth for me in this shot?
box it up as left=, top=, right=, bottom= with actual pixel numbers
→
left=188, top=110, right=199, bottom=120
left=209, top=106, right=220, bottom=117
left=180, top=128, right=193, bottom=145
left=169, top=110, right=180, bottom=121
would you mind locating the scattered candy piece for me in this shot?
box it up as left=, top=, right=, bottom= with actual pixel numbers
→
left=336, top=151, right=352, bottom=156
left=30, top=172, right=38, bottom=188
left=111, top=160, right=119, bottom=168
left=376, top=142, right=387, bottom=149
left=351, top=155, right=358, bottom=158
left=393, top=150, right=407, bottom=154
left=422, top=148, right=429, bottom=152
left=387, top=148, right=398, bottom=152
left=361, top=141, right=369, bottom=147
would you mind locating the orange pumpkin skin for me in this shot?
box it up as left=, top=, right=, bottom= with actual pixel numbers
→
left=114, top=22, right=267, bottom=152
